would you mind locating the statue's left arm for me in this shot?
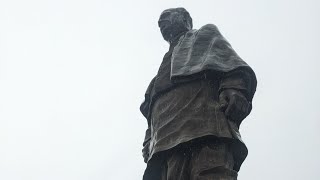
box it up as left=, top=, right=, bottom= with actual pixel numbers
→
left=140, top=77, right=156, bottom=163
left=142, top=127, right=151, bottom=163
left=218, top=70, right=254, bottom=127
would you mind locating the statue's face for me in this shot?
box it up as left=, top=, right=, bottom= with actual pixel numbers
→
left=158, top=9, right=191, bottom=42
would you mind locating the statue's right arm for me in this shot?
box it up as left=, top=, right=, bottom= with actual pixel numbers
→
left=218, top=70, right=253, bottom=127
left=142, top=127, right=151, bottom=163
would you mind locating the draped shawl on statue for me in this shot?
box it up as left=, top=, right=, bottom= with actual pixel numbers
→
left=141, top=24, right=257, bottom=120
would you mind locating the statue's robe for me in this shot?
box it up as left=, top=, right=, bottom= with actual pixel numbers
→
left=141, top=24, right=257, bottom=179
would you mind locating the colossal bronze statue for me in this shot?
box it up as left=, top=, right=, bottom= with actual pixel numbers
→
left=140, top=7, right=257, bottom=180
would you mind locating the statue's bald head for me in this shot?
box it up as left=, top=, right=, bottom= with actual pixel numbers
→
left=158, top=8, right=193, bottom=43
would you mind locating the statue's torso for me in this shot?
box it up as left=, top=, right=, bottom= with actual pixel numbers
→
left=150, top=77, right=237, bottom=160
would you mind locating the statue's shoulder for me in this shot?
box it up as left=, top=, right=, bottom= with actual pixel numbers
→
left=186, top=24, right=218, bottom=33
left=199, top=24, right=218, bottom=30
left=184, top=24, right=219, bottom=38
left=198, top=24, right=221, bottom=35
left=201, top=23, right=218, bottom=28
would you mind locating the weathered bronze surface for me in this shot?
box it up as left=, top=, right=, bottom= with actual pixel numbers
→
left=140, top=7, right=257, bottom=180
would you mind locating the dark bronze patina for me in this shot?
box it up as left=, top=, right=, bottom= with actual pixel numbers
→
left=140, top=7, right=257, bottom=180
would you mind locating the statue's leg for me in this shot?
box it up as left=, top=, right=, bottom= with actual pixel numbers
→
left=159, top=139, right=237, bottom=180
left=143, top=146, right=192, bottom=180
left=143, top=152, right=167, bottom=180
left=162, top=145, right=192, bottom=180
left=190, top=139, right=238, bottom=180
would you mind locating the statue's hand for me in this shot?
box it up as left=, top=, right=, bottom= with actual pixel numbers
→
left=142, top=143, right=149, bottom=163
left=219, top=89, right=250, bottom=123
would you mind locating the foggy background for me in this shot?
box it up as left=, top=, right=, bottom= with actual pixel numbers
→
left=0, top=0, right=319, bottom=179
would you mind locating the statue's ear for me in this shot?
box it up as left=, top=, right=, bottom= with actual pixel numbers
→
left=183, top=19, right=191, bottom=30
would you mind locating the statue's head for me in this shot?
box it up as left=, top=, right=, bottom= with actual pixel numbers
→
left=158, top=7, right=193, bottom=43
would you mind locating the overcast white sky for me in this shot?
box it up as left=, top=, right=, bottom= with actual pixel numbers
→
left=0, top=0, right=319, bottom=179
